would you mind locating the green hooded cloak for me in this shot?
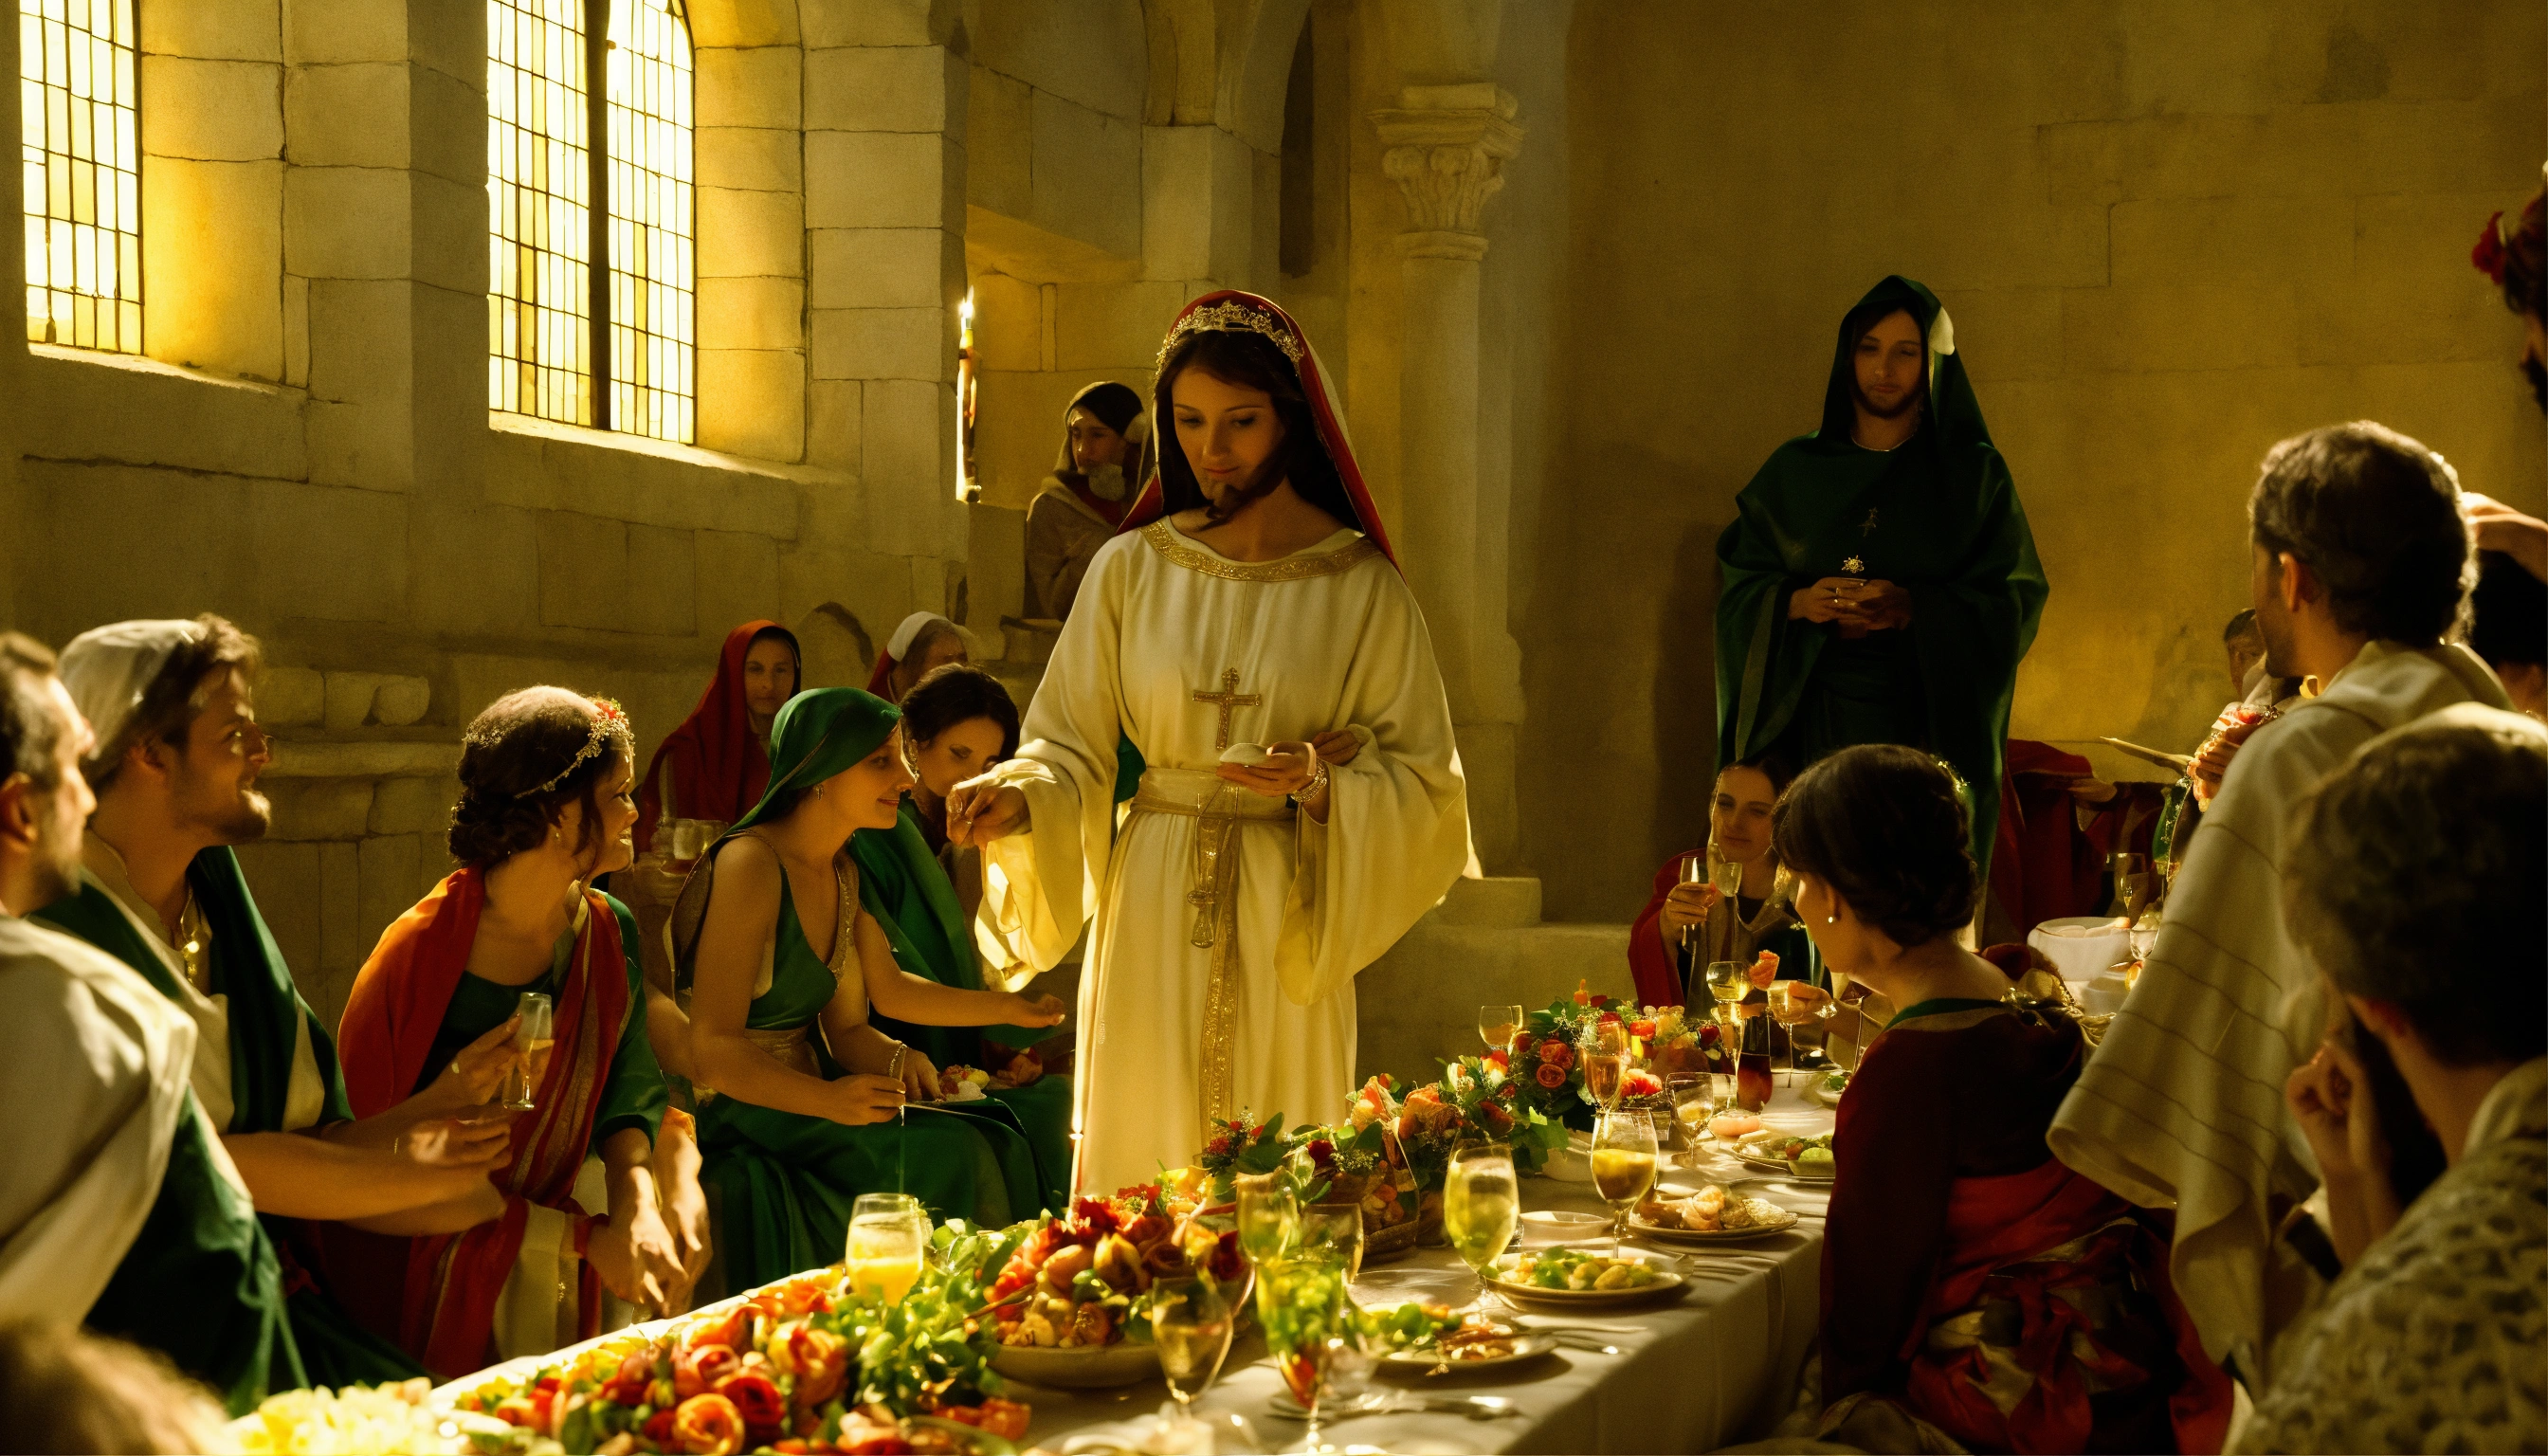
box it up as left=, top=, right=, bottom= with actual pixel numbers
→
left=684, top=689, right=1047, bottom=1290
left=1714, top=276, right=2047, bottom=874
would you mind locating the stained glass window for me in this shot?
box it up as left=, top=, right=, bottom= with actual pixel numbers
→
left=486, top=0, right=692, bottom=442
left=20, top=0, right=141, bottom=352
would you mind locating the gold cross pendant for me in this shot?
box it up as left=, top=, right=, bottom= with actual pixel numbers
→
left=1192, top=669, right=1263, bottom=750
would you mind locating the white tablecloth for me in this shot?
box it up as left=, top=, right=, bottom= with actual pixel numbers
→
left=1018, top=1082, right=1839, bottom=1455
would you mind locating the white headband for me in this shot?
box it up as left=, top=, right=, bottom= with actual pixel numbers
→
left=58, top=618, right=206, bottom=752
left=887, top=611, right=953, bottom=661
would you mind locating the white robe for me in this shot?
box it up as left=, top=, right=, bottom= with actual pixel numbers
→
left=2048, top=640, right=2510, bottom=1379
left=978, top=520, right=1469, bottom=1193
left=0, top=915, right=203, bottom=1318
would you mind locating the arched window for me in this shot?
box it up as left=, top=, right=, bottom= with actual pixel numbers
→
left=487, top=0, right=693, bottom=443
left=20, top=0, right=141, bottom=352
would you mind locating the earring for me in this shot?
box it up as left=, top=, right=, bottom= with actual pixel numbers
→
left=1827, top=911, right=1837, bottom=925
left=813, top=783, right=826, bottom=798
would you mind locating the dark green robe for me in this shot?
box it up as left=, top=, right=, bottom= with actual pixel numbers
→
left=853, top=804, right=1072, bottom=1211
left=36, top=846, right=425, bottom=1398
left=1715, top=276, right=2047, bottom=874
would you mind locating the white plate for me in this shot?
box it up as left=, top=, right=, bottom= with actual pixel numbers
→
left=938, top=1084, right=989, bottom=1102
left=1486, top=1252, right=1684, bottom=1305
left=1218, top=742, right=1274, bottom=766
left=1516, top=1210, right=1608, bottom=1247
left=989, top=1340, right=1160, bottom=1389
left=1378, top=1332, right=1558, bottom=1371
left=1629, top=1206, right=1798, bottom=1244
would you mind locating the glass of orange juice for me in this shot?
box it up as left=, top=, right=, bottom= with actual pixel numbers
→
left=845, top=1192, right=929, bottom=1305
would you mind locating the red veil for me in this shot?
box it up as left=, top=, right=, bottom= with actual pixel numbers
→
left=1119, top=290, right=1399, bottom=571
left=332, top=870, right=631, bottom=1376
left=635, top=619, right=796, bottom=851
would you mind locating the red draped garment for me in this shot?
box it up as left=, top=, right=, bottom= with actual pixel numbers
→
left=634, top=619, right=791, bottom=855
left=1823, top=1000, right=2230, bottom=1454
left=332, top=870, right=631, bottom=1377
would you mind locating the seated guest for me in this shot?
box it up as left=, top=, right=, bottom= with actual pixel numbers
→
left=2469, top=550, right=2545, bottom=719
left=1785, top=744, right=2230, bottom=1454
left=38, top=617, right=510, bottom=1391
left=854, top=664, right=1070, bottom=1209
left=334, top=689, right=700, bottom=1377
left=634, top=619, right=801, bottom=856
left=2224, top=607, right=2267, bottom=694
left=1025, top=381, right=1148, bottom=621
left=2233, top=706, right=2545, bottom=1453
left=1627, top=755, right=1817, bottom=1019
left=2049, top=424, right=2507, bottom=1384
left=679, top=688, right=1065, bottom=1289
left=0, top=636, right=294, bottom=1413
left=865, top=612, right=969, bottom=704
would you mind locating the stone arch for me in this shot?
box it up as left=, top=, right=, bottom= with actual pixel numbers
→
left=1222, top=0, right=1312, bottom=154
left=794, top=601, right=875, bottom=691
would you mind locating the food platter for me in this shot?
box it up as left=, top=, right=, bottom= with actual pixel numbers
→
left=1484, top=1250, right=1684, bottom=1307
left=1377, top=1329, right=1559, bottom=1371
left=1630, top=1207, right=1797, bottom=1244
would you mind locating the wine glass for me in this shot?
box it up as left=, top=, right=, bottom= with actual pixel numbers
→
left=1704, top=959, right=1746, bottom=1034
left=1591, top=1110, right=1658, bottom=1241
left=500, top=992, right=555, bottom=1111
left=1675, top=856, right=1710, bottom=986
left=1234, top=1171, right=1300, bottom=1266
left=1257, top=1255, right=1353, bottom=1453
left=1477, top=1004, right=1522, bottom=1056
left=1767, top=980, right=1824, bottom=1083
left=1708, top=847, right=1744, bottom=903
left=1151, top=1273, right=1234, bottom=1425
left=1441, top=1144, right=1519, bottom=1315
left=844, top=1192, right=929, bottom=1305
left=1297, top=1205, right=1364, bottom=1284
left=1583, top=1018, right=1629, bottom=1111
left=1669, top=1074, right=1715, bottom=1147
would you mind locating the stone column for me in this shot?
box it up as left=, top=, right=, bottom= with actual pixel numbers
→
left=1371, top=76, right=1524, bottom=867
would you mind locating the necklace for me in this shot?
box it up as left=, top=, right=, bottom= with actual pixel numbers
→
left=175, top=891, right=211, bottom=993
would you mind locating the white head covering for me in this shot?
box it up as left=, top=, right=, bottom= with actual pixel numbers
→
left=57, top=619, right=207, bottom=755
left=886, top=611, right=954, bottom=662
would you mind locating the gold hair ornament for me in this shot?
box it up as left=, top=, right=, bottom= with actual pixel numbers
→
left=1155, top=300, right=1305, bottom=373
left=467, top=697, right=635, bottom=798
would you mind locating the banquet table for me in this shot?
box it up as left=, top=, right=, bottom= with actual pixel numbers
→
left=1011, top=1080, right=1838, bottom=1456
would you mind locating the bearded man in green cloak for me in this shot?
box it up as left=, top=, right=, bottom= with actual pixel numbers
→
left=1715, top=277, right=2047, bottom=877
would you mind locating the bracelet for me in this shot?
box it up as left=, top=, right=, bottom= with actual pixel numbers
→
left=1289, top=755, right=1330, bottom=809
left=884, top=1041, right=908, bottom=1082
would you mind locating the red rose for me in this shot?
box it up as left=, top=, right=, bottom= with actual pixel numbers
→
left=1697, top=1021, right=1720, bottom=1046
left=1205, top=1135, right=1232, bottom=1156
left=1306, top=1138, right=1336, bottom=1168
left=643, top=1410, right=680, bottom=1447
left=717, top=1371, right=788, bottom=1445
left=1073, top=1197, right=1121, bottom=1236
left=1534, top=1063, right=1567, bottom=1089
left=1496, top=1080, right=1516, bottom=1101
left=1629, top=1019, right=1656, bottom=1039
left=1512, top=1032, right=1538, bottom=1057
left=673, top=1342, right=738, bottom=1401
left=1539, top=1042, right=1574, bottom=1071
left=1486, top=1047, right=1509, bottom=1068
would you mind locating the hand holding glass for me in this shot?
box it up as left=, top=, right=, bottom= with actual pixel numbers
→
left=500, top=992, right=554, bottom=1112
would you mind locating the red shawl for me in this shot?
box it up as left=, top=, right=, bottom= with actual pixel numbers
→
left=635, top=621, right=793, bottom=854
left=1118, top=290, right=1400, bottom=571
left=334, top=869, right=631, bottom=1377
left=1628, top=848, right=1703, bottom=1010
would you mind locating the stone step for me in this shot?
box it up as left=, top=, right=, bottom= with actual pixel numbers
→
left=1431, top=874, right=1542, bottom=928
left=1352, top=916, right=1635, bottom=1089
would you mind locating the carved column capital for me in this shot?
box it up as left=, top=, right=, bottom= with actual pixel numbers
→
left=1372, top=85, right=1524, bottom=246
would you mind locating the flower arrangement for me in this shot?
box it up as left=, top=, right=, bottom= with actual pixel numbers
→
left=1509, top=980, right=1626, bottom=1131
left=1194, top=1112, right=1305, bottom=1203
left=1640, top=1002, right=1732, bottom=1079
left=990, top=1185, right=1243, bottom=1352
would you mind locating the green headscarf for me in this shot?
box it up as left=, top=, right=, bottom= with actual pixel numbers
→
left=725, top=687, right=902, bottom=838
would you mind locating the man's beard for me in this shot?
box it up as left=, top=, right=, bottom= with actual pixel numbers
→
left=177, top=766, right=272, bottom=845
left=2256, top=597, right=2301, bottom=680
left=27, top=796, right=83, bottom=910
left=1850, top=378, right=1925, bottom=423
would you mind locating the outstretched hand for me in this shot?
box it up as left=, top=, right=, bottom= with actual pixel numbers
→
left=1003, top=992, right=1069, bottom=1028
left=944, top=777, right=1028, bottom=848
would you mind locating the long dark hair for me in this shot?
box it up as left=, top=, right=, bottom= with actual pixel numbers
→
left=1154, top=330, right=1356, bottom=528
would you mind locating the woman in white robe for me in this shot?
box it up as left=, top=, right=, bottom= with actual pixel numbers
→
left=950, top=292, right=1469, bottom=1193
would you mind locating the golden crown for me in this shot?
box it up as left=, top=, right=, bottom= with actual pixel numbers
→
left=1155, top=301, right=1305, bottom=373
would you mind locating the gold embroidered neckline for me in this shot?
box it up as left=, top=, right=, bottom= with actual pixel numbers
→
left=1141, top=521, right=1380, bottom=582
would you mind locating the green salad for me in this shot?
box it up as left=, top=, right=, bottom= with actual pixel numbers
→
left=1503, top=1249, right=1662, bottom=1292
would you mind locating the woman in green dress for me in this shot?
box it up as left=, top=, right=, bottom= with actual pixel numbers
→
left=856, top=664, right=1074, bottom=1210
left=681, top=688, right=1067, bottom=1290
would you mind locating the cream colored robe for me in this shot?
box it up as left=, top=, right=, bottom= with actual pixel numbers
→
left=0, top=915, right=205, bottom=1317
left=2048, top=641, right=2510, bottom=1382
left=979, top=520, right=1469, bottom=1193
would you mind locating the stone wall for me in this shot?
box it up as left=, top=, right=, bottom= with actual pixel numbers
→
left=0, top=0, right=979, bottom=1024
left=1527, top=0, right=2548, bottom=920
